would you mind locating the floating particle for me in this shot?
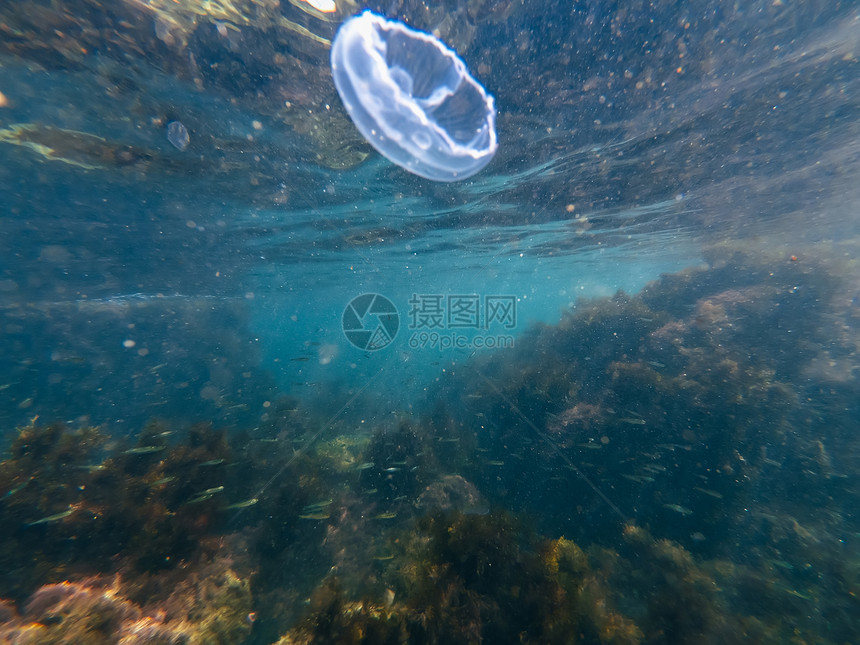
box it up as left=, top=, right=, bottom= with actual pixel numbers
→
left=330, top=11, right=497, bottom=181
left=167, top=120, right=190, bottom=151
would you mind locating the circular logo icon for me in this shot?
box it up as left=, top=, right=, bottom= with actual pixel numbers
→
left=342, top=293, right=399, bottom=351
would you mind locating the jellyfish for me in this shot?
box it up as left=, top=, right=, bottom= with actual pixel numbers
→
left=330, top=11, right=497, bottom=182
left=166, top=121, right=189, bottom=151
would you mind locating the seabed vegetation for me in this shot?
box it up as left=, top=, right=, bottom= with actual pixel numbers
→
left=1, top=248, right=859, bottom=644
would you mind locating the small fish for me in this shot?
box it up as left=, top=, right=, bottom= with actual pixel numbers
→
left=383, top=467, right=401, bottom=473
left=642, top=464, right=667, bottom=474
left=355, top=462, right=375, bottom=470
left=663, top=503, right=693, bottom=516
left=76, top=464, right=107, bottom=472
left=187, top=486, right=225, bottom=503
left=621, top=474, right=654, bottom=484
left=303, top=499, right=332, bottom=511
left=27, top=507, right=76, bottom=526
left=290, top=356, right=310, bottom=362
left=149, top=476, right=176, bottom=486
left=780, top=587, right=812, bottom=600
left=198, top=459, right=225, bottom=467
left=374, top=511, right=397, bottom=520
left=373, top=553, right=395, bottom=561
left=693, top=487, right=723, bottom=499
left=124, top=446, right=166, bottom=455
left=4, top=479, right=31, bottom=498
left=618, top=418, right=646, bottom=425
left=224, top=497, right=259, bottom=510
left=486, top=460, right=505, bottom=466
left=657, top=443, right=692, bottom=452
left=299, top=512, right=330, bottom=520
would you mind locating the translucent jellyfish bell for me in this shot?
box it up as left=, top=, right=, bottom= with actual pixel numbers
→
left=330, top=11, right=497, bottom=182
